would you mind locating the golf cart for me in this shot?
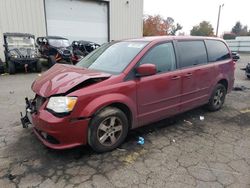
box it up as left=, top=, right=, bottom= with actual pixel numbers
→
left=71, top=40, right=100, bottom=64
left=36, top=36, right=73, bottom=67
left=3, top=33, right=41, bottom=74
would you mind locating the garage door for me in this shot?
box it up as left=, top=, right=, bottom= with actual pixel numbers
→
left=45, top=0, right=108, bottom=44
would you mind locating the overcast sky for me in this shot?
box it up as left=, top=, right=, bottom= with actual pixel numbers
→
left=144, top=0, right=250, bottom=36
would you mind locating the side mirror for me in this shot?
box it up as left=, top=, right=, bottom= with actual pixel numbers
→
left=136, top=64, right=157, bottom=77
left=232, top=52, right=240, bottom=62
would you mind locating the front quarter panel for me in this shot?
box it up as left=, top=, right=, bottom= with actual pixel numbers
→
left=69, top=80, right=138, bottom=128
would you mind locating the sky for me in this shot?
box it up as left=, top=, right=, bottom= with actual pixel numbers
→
left=144, top=0, right=250, bottom=36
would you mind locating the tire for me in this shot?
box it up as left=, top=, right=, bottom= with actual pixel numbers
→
left=207, top=84, right=226, bottom=111
left=88, top=107, right=129, bottom=153
left=247, top=75, right=250, bottom=79
left=8, top=61, right=16, bottom=74
left=48, top=56, right=56, bottom=68
left=36, top=61, right=42, bottom=73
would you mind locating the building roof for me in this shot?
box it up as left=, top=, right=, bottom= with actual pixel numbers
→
left=3, top=32, right=35, bottom=38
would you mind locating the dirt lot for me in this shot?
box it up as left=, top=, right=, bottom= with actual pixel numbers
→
left=0, top=54, right=250, bottom=188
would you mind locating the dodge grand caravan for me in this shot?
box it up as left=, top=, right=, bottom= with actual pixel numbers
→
left=21, top=36, right=235, bottom=152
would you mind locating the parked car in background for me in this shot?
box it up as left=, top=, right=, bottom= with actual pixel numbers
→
left=232, top=51, right=240, bottom=62
left=3, top=33, right=41, bottom=74
left=36, top=36, right=73, bottom=67
left=242, top=63, right=250, bottom=79
left=21, top=36, right=235, bottom=153
left=0, top=58, right=4, bottom=74
left=71, top=40, right=100, bottom=64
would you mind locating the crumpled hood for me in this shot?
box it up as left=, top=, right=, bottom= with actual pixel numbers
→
left=32, top=64, right=111, bottom=97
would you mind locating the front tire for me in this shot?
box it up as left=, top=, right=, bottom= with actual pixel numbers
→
left=207, top=84, right=226, bottom=111
left=88, top=107, right=129, bottom=153
left=8, top=61, right=16, bottom=74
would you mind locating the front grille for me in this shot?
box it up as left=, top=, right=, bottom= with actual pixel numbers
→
left=35, top=95, right=46, bottom=111
left=63, top=50, right=71, bottom=56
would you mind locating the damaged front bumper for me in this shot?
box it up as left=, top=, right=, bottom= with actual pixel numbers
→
left=20, top=96, right=90, bottom=149
left=20, top=97, right=35, bottom=128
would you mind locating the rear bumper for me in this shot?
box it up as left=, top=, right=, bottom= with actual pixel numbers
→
left=31, top=110, right=89, bottom=149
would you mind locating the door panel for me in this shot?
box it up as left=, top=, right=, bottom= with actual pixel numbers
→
left=136, top=71, right=181, bottom=126
left=135, top=42, right=181, bottom=126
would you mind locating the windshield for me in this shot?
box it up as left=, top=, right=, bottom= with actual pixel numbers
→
left=6, top=36, right=35, bottom=48
left=48, top=39, right=70, bottom=48
left=76, top=41, right=148, bottom=74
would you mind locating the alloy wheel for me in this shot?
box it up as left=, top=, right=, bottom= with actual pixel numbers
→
left=97, top=116, right=123, bottom=147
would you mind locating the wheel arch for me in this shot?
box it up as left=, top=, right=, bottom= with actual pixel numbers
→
left=217, top=79, right=228, bottom=91
left=79, top=93, right=137, bottom=129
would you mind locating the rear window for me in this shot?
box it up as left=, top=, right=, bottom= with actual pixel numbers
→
left=206, top=40, right=230, bottom=62
left=177, top=41, right=207, bottom=68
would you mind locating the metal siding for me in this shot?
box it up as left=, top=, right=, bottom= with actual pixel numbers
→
left=109, top=0, right=143, bottom=41
left=0, top=0, right=143, bottom=60
left=0, top=0, right=46, bottom=61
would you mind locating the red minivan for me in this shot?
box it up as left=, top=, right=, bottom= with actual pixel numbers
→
left=21, top=36, right=235, bottom=152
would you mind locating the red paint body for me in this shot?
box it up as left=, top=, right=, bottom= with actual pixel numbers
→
left=30, top=36, right=235, bottom=149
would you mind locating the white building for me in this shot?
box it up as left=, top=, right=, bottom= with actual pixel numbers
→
left=0, top=0, right=144, bottom=61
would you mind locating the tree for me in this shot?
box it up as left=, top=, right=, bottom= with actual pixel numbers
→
left=143, top=15, right=182, bottom=36
left=231, top=21, right=249, bottom=36
left=190, top=21, right=214, bottom=36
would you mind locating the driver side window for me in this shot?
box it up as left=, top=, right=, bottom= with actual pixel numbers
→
left=140, top=42, right=176, bottom=73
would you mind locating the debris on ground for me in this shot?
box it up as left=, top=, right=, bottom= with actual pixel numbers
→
left=9, top=91, right=14, bottom=94
left=200, top=116, right=205, bottom=121
left=117, top=148, right=127, bottom=152
left=1, top=73, right=9, bottom=76
left=240, top=108, right=250, bottom=114
left=137, top=136, right=144, bottom=145
left=38, top=74, right=42, bottom=77
left=184, top=119, right=193, bottom=125
left=172, top=139, right=176, bottom=143
left=7, top=173, right=16, bottom=181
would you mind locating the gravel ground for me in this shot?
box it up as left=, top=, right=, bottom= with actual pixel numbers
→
left=0, top=54, right=250, bottom=188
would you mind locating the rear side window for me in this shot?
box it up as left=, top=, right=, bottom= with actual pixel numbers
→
left=177, top=41, right=207, bottom=68
left=206, top=40, right=230, bottom=62
left=140, top=42, right=176, bottom=73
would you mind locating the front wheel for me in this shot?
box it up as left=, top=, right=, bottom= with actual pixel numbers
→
left=88, top=107, right=129, bottom=153
left=8, top=61, right=16, bottom=74
left=207, top=84, right=226, bottom=111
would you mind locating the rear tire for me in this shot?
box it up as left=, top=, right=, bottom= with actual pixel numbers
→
left=8, top=61, right=16, bottom=74
left=88, top=107, right=129, bottom=153
left=207, top=84, right=226, bottom=111
left=48, top=56, right=56, bottom=68
left=36, top=61, right=42, bottom=73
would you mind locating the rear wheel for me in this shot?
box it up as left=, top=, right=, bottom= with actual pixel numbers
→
left=88, top=107, right=129, bottom=153
left=35, top=61, right=42, bottom=73
left=8, top=61, right=16, bottom=74
left=207, top=84, right=226, bottom=111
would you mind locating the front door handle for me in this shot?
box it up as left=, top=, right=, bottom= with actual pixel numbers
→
left=171, top=76, right=181, bottom=80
